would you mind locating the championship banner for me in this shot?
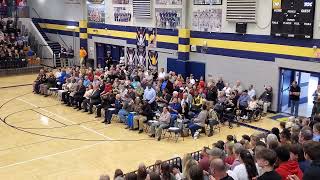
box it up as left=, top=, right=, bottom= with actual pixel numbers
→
left=192, top=8, right=222, bottom=32
left=87, top=0, right=105, bottom=23
left=156, top=0, right=182, bottom=5
left=126, top=47, right=136, bottom=67
left=148, top=50, right=158, bottom=71
left=112, top=0, right=130, bottom=4
left=87, top=0, right=105, bottom=4
left=155, top=8, right=182, bottom=29
left=113, top=7, right=132, bottom=23
left=272, top=0, right=281, bottom=9
left=16, top=0, right=27, bottom=7
left=136, top=27, right=146, bottom=68
left=136, top=47, right=146, bottom=68
left=147, top=28, right=157, bottom=48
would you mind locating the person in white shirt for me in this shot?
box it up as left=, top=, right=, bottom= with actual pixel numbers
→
left=149, top=106, right=171, bottom=141
left=223, top=83, right=232, bottom=97
left=233, top=80, right=243, bottom=94
left=248, top=84, right=256, bottom=99
left=190, top=74, right=195, bottom=85
left=158, top=68, right=166, bottom=80
left=232, top=149, right=261, bottom=180
left=143, top=84, right=156, bottom=109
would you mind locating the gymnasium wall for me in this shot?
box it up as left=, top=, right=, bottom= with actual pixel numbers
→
left=26, top=0, right=320, bottom=112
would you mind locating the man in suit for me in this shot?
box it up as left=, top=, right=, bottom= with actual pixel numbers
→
left=83, top=85, right=101, bottom=114
left=73, top=80, right=86, bottom=110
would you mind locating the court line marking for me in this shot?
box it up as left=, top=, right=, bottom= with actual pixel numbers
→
left=0, top=141, right=107, bottom=169
left=17, top=98, right=113, bottom=140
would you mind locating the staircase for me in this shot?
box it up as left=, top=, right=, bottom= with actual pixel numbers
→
left=32, top=18, right=64, bottom=67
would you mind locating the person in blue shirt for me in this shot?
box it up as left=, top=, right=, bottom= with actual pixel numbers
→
left=169, top=97, right=181, bottom=120
left=237, top=90, right=251, bottom=119
left=83, top=76, right=91, bottom=87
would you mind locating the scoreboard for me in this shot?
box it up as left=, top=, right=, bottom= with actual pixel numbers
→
left=271, top=0, right=316, bottom=39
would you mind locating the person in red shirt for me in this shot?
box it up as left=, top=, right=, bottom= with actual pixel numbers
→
left=275, top=146, right=303, bottom=180
left=224, top=142, right=236, bottom=166
left=199, top=147, right=210, bottom=172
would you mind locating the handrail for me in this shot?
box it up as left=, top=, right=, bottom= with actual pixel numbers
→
left=31, top=7, right=49, bottom=30
left=57, top=33, right=68, bottom=48
left=124, top=157, right=182, bottom=176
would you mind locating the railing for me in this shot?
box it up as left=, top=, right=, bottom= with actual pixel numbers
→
left=31, top=8, right=49, bottom=30
left=190, top=150, right=202, bottom=162
left=57, top=33, right=69, bottom=48
left=124, top=157, right=182, bottom=176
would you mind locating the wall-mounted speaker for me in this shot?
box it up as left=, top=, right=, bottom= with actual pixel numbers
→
left=236, top=23, right=247, bottom=34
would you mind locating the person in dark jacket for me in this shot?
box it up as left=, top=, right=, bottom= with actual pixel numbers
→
left=216, top=77, right=225, bottom=91
left=83, top=85, right=101, bottom=114
left=73, top=80, right=86, bottom=110
left=258, top=86, right=273, bottom=115
left=302, top=141, right=320, bottom=180
left=207, top=84, right=218, bottom=104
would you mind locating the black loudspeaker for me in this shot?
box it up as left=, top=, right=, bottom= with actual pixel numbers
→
left=236, top=23, right=247, bottom=34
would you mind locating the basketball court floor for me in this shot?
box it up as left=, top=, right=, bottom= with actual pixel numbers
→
left=0, top=74, right=280, bottom=180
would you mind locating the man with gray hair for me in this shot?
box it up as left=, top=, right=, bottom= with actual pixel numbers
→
left=299, top=127, right=313, bottom=144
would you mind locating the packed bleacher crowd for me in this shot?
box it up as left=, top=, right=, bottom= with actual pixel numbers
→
left=32, top=64, right=320, bottom=180
left=0, top=17, right=34, bottom=69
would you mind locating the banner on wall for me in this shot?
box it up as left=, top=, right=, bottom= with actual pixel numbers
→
left=113, top=7, right=132, bottom=22
left=192, top=8, right=222, bottom=32
left=112, top=0, right=130, bottom=4
left=64, top=0, right=81, bottom=4
left=16, top=0, right=27, bottom=7
left=148, top=50, right=158, bottom=71
left=156, top=0, right=182, bottom=5
left=147, top=28, right=157, bottom=48
left=126, top=47, right=136, bottom=67
left=87, top=0, right=105, bottom=4
left=136, top=27, right=146, bottom=68
left=87, top=0, right=105, bottom=23
left=136, top=47, right=146, bottom=68
left=193, top=0, right=222, bottom=5
left=155, top=8, right=181, bottom=29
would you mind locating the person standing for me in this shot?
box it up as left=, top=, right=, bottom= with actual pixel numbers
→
left=289, top=81, right=301, bottom=117
left=79, top=47, right=87, bottom=66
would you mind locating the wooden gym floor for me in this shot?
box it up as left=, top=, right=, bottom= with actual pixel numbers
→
left=0, top=74, right=280, bottom=180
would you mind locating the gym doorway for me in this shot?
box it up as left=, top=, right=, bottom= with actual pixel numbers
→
left=279, top=68, right=319, bottom=117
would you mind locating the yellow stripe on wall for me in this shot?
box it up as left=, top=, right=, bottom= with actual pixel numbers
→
left=87, top=28, right=179, bottom=44
left=179, top=29, right=190, bottom=38
left=190, top=38, right=316, bottom=58
left=79, top=20, right=88, bottom=28
left=39, top=23, right=80, bottom=32
left=156, top=35, right=179, bottom=44
left=80, top=33, right=88, bottom=39
left=178, top=44, right=190, bottom=53
left=87, top=28, right=136, bottom=39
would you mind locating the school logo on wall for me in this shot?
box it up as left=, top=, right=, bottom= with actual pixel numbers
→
left=272, top=0, right=281, bottom=9
left=126, top=47, right=136, bottom=67
left=148, top=50, right=158, bottom=71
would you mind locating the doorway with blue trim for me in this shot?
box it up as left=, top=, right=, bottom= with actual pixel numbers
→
left=279, top=68, right=320, bottom=117
left=96, top=43, right=125, bottom=69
